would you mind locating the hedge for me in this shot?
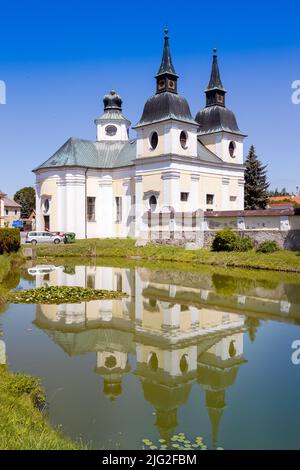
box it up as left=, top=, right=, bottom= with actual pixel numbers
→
left=0, top=229, right=21, bottom=255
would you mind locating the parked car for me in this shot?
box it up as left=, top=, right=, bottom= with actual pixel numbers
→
left=25, top=231, right=62, bottom=245
left=46, top=230, right=65, bottom=238
left=28, top=265, right=63, bottom=276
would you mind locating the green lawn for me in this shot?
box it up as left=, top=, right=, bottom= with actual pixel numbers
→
left=36, top=238, right=300, bottom=273
left=0, top=366, right=80, bottom=450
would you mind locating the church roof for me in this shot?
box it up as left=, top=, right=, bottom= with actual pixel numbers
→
left=34, top=135, right=226, bottom=171
left=197, top=138, right=223, bottom=163
left=96, top=109, right=130, bottom=122
left=196, top=105, right=245, bottom=136
left=156, top=28, right=178, bottom=78
left=95, top=89, right=131, bottom=125
left=33, top=137, right=136, bottom=171
left=135, top=91, right=196, bottom=127
left=206, top=49, right=225, bottom=92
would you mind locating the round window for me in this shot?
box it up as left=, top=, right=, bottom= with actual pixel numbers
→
left=105, top=355, right=117, bottom=369
left=229, top=141, right=236, bottom=157
left=149, top=195, right=157, bottom=212
left=43, top=199, right=50, bottom=213
left=105, top=125, right=117, bottom=136
left=180, top=131, right=188, bottom=149
left=149, top=131, right=158, bottom=150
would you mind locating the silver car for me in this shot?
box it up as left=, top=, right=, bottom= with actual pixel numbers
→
left=25, top=231, right=62, bottom=245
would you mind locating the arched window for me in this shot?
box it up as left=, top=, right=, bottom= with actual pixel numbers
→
left=180, top=131, right=188, bottom=149
left=148, top=352, right=158, bottom=371
left=149, top=195, right=157, bottom=212
left=229, top=141, right=236, bottom=157
left=149, top=131, right=158, bottom=150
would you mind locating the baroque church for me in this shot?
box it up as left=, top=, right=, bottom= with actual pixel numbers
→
left=34, top=30, right=246, bottom=239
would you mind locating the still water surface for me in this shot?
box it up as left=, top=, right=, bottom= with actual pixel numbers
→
left=1, top=261, right=300, bottom=449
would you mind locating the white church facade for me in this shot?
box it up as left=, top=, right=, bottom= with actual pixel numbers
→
left=33, top=31, right=246, bottom=239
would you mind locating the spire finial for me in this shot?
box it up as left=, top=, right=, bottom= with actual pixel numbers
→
left=206, top=47, right=224, bottom=91
left=156, top=28, right=178, bottom=78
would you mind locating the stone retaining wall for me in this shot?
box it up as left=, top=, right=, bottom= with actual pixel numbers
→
left=139, top=208, right=300, bottom=250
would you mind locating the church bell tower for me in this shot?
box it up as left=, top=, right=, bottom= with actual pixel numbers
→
left=95, top=90, right=131, bottom=142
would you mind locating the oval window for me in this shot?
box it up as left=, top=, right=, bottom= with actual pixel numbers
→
left=105, top=125, right=117, bottom=136
left=180, top=354, right=189, bottom=374
left=229, top=141, right=235, bottom=157
left=149, top=131, right=158, bottom=150
left=229, top=340, right=237, bottom=358
left=43, top=199, right=50, bottom=213
left=149, top=195, right=157, bottom=212
left=180, top=131, right=188, bottom=149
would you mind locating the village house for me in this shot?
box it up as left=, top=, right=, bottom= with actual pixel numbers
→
left=2, top=197, right=21, bottom=227
left=0, top=190, right=6, bottom=228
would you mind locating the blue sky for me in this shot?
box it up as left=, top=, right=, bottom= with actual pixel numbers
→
left=0, top=0, right=299, bottom=196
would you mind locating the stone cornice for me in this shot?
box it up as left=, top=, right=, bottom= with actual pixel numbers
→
left=161, top=170, right=180, bottom=180
left=134, top=153, right=245, bottom=172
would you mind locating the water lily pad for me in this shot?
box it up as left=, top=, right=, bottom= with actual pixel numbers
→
left=8, top=286, right=127, bottom=305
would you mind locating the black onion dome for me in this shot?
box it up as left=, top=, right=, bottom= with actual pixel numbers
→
left=135, top=92, right=196, bottom=127
left=196, top=105, right=245, bottom=136
left=103, top=90, right=122, bottom=110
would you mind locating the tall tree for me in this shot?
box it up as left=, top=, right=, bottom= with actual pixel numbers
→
left=244, top=145, right=270, bottom=209
left=245, top=316, right=261, bottom=343
left=14, top=186, right=35, bottom=219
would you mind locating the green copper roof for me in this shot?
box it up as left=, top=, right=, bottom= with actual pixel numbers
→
left=197, top=139, right=223, bottom=163
left=34, top=137, right=136, bottom=171
left=34, top=134, right=226, bottom=172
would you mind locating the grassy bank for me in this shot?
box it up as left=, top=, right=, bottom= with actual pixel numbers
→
left=36, top=238, right=300, bottom=273
left=0, top=253, right=25, bottom=304
left=0, top=366, right=79, bottom=450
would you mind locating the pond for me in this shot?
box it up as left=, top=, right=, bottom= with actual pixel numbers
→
left=1, top=260, right=300, bottom=450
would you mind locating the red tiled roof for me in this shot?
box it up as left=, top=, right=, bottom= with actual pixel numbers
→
left=268, top=202, right=294, bottom=208
left=269, top=196, right=300, bottom=204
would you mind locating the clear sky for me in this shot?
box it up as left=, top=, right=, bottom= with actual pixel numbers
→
left=0, top=0, right=299, bottom=196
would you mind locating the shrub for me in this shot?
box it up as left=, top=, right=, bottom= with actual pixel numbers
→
left=256, top=240, right=280, bottom=253
left=0, top=229, right=20, bottom=255
left=236, top=235, right=255, bottom=252
left=211, top=228, right=254, bottom=252
left=211, top=228, right=239, bottom=252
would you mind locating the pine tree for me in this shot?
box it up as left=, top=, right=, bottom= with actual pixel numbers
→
left=244, top=145, right=270, bottom=209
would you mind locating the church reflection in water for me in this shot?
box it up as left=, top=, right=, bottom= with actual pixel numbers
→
left=33, top=265, right=248, bottom=447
